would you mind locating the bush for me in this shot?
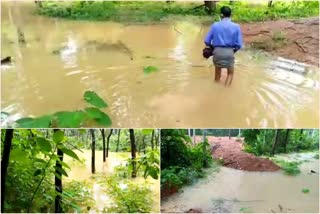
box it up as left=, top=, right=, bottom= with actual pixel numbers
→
left=36, top=1, right=319, bottom=23
left=274, top=160, right=301, bottom=176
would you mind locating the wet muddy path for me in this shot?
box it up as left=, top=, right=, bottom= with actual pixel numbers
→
left=1, top=2, right=319, bottom=128
left=161, top=152, right=319, bottom=213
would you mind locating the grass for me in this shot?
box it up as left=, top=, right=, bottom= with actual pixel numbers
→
left=273, top=159, right=301, bottom=176
left=36, top=1, right=319, bottom=24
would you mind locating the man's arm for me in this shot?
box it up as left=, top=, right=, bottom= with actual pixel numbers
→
left=234, top=25, right=243, bottom=52
left=204, top=25, right=214, bottom=47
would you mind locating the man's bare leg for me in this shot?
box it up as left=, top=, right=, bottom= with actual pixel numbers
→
left=214, top=67, right=221, bottom=82
left=225, top=67, right=234, bottom=86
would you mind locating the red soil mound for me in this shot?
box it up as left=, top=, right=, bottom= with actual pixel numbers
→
left=196, top=136, right=280, bottom=172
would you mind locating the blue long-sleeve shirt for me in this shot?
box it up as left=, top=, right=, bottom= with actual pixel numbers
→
left=204, top=18, right=243, bottom=51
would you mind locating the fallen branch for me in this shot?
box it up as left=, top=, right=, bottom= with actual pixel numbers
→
left=294, top=41, right=307, bottom=53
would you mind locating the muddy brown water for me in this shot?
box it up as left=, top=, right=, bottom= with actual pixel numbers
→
left=161, top=152, right=319, bottom=213
left=1, top=2, right=319, bottom=128
left=64, top=150, right=160, bottom=213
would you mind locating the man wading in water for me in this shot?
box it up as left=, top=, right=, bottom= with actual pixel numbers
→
left=204, top=6, right=243, bottom=86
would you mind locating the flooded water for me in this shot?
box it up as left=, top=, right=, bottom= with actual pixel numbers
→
left=161, top=152, right=319, bottom=213
left=64, top=150, right=160, bottom=213
left=1, top=2, right=319, bottom=128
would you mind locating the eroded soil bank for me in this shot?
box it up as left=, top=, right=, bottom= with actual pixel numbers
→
left=242, top=17, right=319, bottom=66
left=204, top=136, right=281, bottom=171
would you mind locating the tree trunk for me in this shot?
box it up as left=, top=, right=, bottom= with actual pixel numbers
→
left=129, top=129, right=137, bottom=178
left=151, top=130, right=155, bottom=150
left=1, top=129, right=14, bottom=213
left=100, top=129, right=106, bottom=162
left=90, top=129, right=96, bottom=174
left=116, top=129, right=121, bottom=152
left=284, top=129, right=290, bottom=153
left=202, top=129, right=206, bottom=142
left=55, top=150, right=63, bottom=213
left=54, top=129, right=63, bottom=213
left=268, top=1, right=272, bottom=7
left=271, top=129, right=280, bottom=156
left=106, top=129, right=113, bottom=158
left=204, top=1, right=217, bottom=14
left=193, top=129, right=196, bottom=145
left=155, top=130, right=159, bottom=149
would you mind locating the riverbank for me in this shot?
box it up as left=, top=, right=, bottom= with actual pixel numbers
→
left=35, top=1, right=319, bottom=66
left=161, top=152, right=319, bottom=213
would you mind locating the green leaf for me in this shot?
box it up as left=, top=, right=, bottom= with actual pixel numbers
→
left=302, top=188, right=310, bottom=193
left=142, top=129, right=153, bottom=135
left=59, top=161, right=71, bottom=170
left=53, top=111, right=85, bottom=128
left=83, top=91, right=108, bottom=108
left=85, top=107, right=112, bottom=126
left=55, top=166, right=68, bottom=177
left=36, top=137, right=52, bottom=153
left=60, top=147, right=80, bottom=161
left=53, top=130, right=64, bottom=143
left=148, top=167, right=159, bottom=179
left=16, top=115, right=52, bottom=128
left=10, top=148, right=27, bottom=163
left=34, top=169, right=43, bottom=177
left=143, top=66, right=158, bottom=74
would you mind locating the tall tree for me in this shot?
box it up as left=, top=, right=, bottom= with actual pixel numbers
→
left=151, top=130, right=155, bottom=150
left=116, top=129, right=121, bottom=152
left=90, top=129, right=96, bottom=174
left=268, top=0, right=272, bottom=7
left=106, top=129, right=113, bottom=158
left=100, top=129, right=106, bottom=162
left=54, top=129, right=63, bottom=213
left=129, top=129, right=137, bottom=178
left=283, top=129, right=290, bottom=153
left=271, top=129, right=281, bottom=156
left=1, top=129, right=14, bottom=212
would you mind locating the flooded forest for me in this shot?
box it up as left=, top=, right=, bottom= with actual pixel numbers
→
left=1, top=129, right=160, bottom=213
left=161, top=129, right=319, bottom=213
left=1, top=1, right=319, bottom=128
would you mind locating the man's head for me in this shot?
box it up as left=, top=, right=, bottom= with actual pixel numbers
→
left=220, top=6, right=232, bottom=18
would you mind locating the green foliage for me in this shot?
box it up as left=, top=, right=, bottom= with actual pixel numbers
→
left=314, top=154, right=319, bottom=159
left=161, top=129, right=214, bottom=196
left=99, top=176, right=153, bottom=213
left=302, top=188, right=310, bottom=194
left=143, top=66, right=159, bottom=74
left=10, top=90, right=111, bottom=128
left=37, top=1, right=319, bottom=24
left=273, top=159, right=301, bottom=176
left=84, top=91, right=108, bottom=108
left=242, top=129, right=318, bottom=156
left=2, top=129, right=85, bottom=213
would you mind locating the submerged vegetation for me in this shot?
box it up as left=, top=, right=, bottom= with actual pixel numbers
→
left=36, top=1, right=319, bottom=24
left=1, top=129, right=160, bottom=213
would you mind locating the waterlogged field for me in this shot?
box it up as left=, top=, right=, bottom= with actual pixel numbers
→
left=1, top=2, right=319, bottom=128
